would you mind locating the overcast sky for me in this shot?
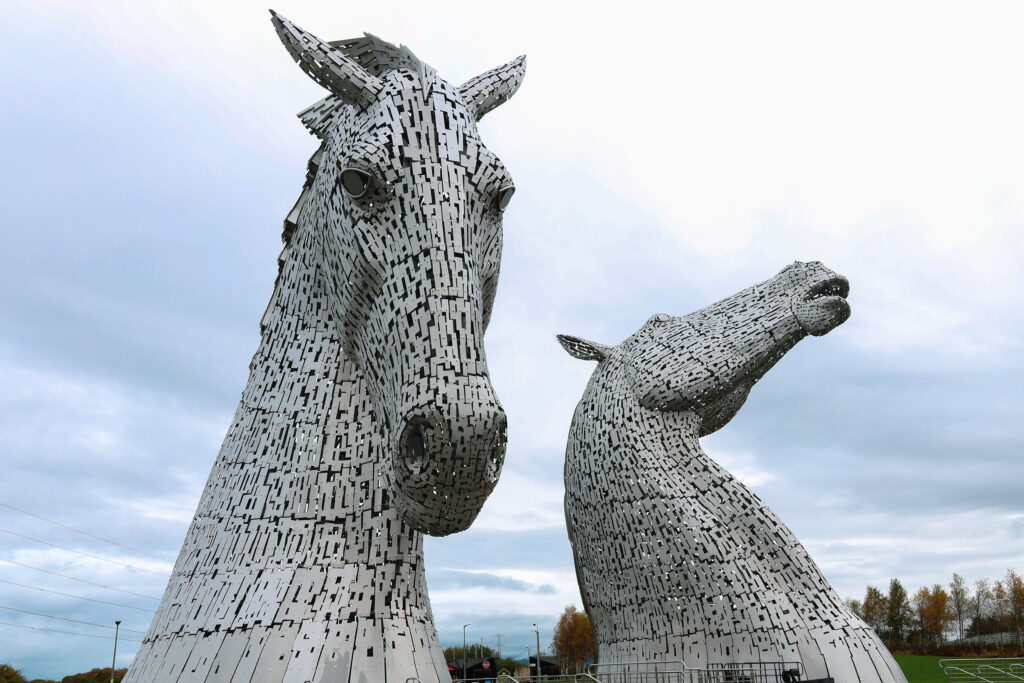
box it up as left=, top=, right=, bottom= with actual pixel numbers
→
left=2, top=1, right=1024, bottom=679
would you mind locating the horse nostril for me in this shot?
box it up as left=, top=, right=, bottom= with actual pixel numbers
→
left=403, top=423, right=430, bottom=476
left=411, top=429, right=425, bottom=463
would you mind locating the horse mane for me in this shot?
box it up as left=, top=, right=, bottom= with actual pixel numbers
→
left=298, top=33, right=435, bottom=140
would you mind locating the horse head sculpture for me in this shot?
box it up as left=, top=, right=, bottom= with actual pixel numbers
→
left=557, top=263, right=903, bottom=682
left=273, top=12, right=524, bottom=534
left=126, top=15, right=525, bottom=683
left=560, top=261, right=850, bottom=435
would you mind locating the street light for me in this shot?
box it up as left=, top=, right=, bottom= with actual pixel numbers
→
left=532, top=623, right=541, bottom=679
left=462, top=623, right=470, bottom=681
left=110, top=620, right=121, bottom=683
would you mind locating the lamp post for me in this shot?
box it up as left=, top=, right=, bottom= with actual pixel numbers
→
left=532, top=623, right=541, bottom=679
left=462, top=623, right=470, bottom=681
left=110, top=620, right=121, bottom=683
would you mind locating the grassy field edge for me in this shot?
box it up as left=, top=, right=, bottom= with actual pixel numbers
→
left=894, top=654, right=947, bottom=683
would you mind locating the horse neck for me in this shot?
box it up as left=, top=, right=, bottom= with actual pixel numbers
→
left=199, top=233, right=425, bottom=576
left=576, top=360, right=707, bottom=472
left=137, top=228, right=444, bottom=681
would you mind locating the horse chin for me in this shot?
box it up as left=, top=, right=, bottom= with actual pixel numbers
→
left=792, top=295, right=851, bottom=336
left=394, top=492, right=480, bottom=537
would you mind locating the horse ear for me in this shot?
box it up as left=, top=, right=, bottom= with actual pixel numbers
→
left=557, top=334, right=610, bottom=362
left=270, top=11, right=383, bottom=109
left=458, top=55, right=526, bottom=121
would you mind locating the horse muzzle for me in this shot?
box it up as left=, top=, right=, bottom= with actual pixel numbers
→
left=389, top=384, right=507, bottom=536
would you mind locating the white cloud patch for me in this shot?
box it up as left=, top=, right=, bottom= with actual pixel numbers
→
left=429, top=567, right=581, bottom=620
left=705, top=449, right=779, bottom=488
left=471, top=471, right=566, bottom=533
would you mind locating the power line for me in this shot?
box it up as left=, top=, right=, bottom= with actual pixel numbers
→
left=0, top=620, right=142, bottom=643
left=0, top=476, right=82, bottom=512
left=0, top=501, right=169, bottom=561
left=0, top=558, right=160, bottom=600
left=0, top=579, right=155, bottom=613
left=0, top=604, right=148, bottom=634
left=0, top=528, right=170, bottom=576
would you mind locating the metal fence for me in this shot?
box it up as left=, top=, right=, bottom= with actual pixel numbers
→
left=953, top=633, right=1024, bottom=648
left=940, top=658, right=1024, bottom=682
left=460, top=675, right=606, bottom=682
left=456, top=660, right=807, bottom=683
left=587, top=660, right=803, bottom=683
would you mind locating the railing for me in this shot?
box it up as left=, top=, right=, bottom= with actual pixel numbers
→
left=460, top=676, right=593, bottom=683
left=459, top=676, right=578, bottom=683
left=588, top=659, right=803, bottom=683
left=941, top=658, right=1024, bottom=682
left=953, top=633, right=1024, bottom=648
left=461, top=660, right=805, bottom=683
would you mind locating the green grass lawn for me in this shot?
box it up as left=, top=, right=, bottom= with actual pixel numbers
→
left=893, top=654, right=946, bottom=683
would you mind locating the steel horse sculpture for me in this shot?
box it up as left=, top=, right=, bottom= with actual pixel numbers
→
left=559, top=262, right=907, bottom=683
left=126, top=13, right=525, bottom=682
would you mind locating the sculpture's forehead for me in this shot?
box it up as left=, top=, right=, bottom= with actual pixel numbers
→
left=375, top=70, right=478, bottom=135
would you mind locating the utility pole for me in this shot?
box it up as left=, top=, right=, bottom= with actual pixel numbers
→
left=532, top=622, right=541, bottom=678
left=462, top=623, right=470, bottom=681
left=495, top=633, right=502, bottom=660
left=110, top=620, right=121, bottom=683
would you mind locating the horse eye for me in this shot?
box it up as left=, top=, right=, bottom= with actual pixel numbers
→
left=340, top=168, right=372, bottom=198
left=496, top=185, right=515, bottom=211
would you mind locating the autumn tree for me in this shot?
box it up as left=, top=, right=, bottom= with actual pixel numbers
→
left=59, top=669, right=126, bottom=683
left=1006, top=568, right=1024, bottom=649
left=0, top=664, right=27, bottom=683
left=886, top=578, right=912, bottom=648
left=913, top=585, right=951, bottom=647
left=861, top=585, right=888, bottom=635
left=551, top=605, right=595, bottom=674
left=949, top=573, right=969, bottom=641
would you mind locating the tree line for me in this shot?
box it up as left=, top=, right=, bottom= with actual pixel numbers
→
left=0, top=665, right=126, bottom=683
left=845, top=568, right=1024, bottom=654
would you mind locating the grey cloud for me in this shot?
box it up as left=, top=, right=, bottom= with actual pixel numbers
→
left=426, top=528, right=577, bottom=574
left=430, top=569, right=556, bottom=595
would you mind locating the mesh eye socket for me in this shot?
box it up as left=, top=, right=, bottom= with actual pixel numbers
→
left=341, top=168, right=372, bottom=198
left=497, top=184, right=515, bottom=211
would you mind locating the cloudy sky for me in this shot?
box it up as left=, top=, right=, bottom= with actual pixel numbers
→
left=2, top=0, right=1024, bottom=679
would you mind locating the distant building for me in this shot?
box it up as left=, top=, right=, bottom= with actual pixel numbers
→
left=448, top=656, right=498, bottom=680
left=531, top=655, right=561, bottom=676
